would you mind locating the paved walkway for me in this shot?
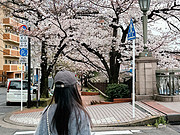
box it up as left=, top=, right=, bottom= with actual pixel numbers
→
left=8, top=101, right=164, bottom=127
left=4, top=90, right=180, bottom=127
left=86, top=102, right=163, bottom=126
left=142, top=101, right=180, bottom=115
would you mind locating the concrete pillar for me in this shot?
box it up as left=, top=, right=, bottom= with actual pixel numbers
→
left=135, top=56, right=158, bottom=100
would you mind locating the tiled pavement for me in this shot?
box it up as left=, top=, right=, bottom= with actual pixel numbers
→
left=14, top=129, right=142, bottom=135
left=157, top=102, right=180, bottom=113
left=10, top=111, right=41, bottom=125
left=86, top=102, right=163, bottom=126
left=7, top=91, right=180, bottom=127
left=142, top=101, right=180, bottom=115
left=9, top=101, right=164, bottom=127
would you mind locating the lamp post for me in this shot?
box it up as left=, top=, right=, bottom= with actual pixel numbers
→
left=138, top=0, right=151, bottom=55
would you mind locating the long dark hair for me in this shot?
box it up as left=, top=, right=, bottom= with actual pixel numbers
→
left=45, top=82, right=91, bottom=135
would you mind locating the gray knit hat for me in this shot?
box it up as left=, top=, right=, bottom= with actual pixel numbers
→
left=54, top=70, right=77, bottom=88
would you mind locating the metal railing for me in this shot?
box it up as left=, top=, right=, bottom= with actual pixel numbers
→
left=156, top=69, right=180, bottom=95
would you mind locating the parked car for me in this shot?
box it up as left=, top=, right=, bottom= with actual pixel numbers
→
left=6, top=79, right=37, bottom=105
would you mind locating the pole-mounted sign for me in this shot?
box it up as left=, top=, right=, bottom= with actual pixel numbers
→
left=20, top=48, right=28, bottom=56
left=19, top=24, right=28, bottom=111
left=128, top=19, right=136, bottom=119
left=127, top=19, right=136, bottom=40
left=19, top=25, right=28, bottom=49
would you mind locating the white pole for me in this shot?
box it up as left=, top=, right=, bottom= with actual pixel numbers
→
left=38, top=69, right=40, bottom=101
left=21, top=63, right=23, bottom=111
left=132, top=39, right=136, bottom=118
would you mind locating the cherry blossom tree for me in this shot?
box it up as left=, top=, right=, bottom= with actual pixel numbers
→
left=1, top=0, right=180, bottom=97
left=58, top=0, right=179, bottom=84
left=0, top=0, right=86, bottom=97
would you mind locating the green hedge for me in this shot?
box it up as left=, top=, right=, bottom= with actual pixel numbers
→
left=105, top=83, right=130, bottom=101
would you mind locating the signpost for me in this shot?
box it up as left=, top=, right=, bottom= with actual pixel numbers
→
left=20, top=35, right=28, bottom=48
left=19, top=25, right=28, bottom=111
left=127, top=19, right=136, bottom=118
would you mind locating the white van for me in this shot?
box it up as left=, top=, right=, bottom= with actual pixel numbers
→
left=6, top=80, right=37, bottom=105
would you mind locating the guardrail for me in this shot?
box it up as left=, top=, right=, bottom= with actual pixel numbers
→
left=156, top=69, right=180, bottom=95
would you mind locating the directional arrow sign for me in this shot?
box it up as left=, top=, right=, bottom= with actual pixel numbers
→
left=20, top=48, right=28, bottom=56
left=127, top=19, right=136, bottom=40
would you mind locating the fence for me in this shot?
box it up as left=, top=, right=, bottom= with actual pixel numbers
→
left=156, top=69, right=180, bottom=95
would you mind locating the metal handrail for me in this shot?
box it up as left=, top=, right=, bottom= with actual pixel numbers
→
left=87, top=82, right=108, bottom=98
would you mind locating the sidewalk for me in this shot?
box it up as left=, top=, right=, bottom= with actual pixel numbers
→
left=4, top=101, right=163, bottom=127
left=3, top=93, right=180, bottom=127
left=142, top=101, right=180, bottom=123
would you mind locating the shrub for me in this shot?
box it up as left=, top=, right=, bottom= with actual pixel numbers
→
left=154, top=116, right=167, bottom=128
left=105, top=83, right=130, bottom=101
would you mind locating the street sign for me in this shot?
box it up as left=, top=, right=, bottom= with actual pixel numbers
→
left=19, top=25, right=28, bottom=111
left=127, top=19, right=136, bottom=118
left=20, top=34, right=28, bottom=48
left=127, top=19, right=136, bottom=40
left=19, top=25, right=27, bottom=30
left=19, top=57, right=28, bottom=63
left=20, top=48, right=28, bottom=56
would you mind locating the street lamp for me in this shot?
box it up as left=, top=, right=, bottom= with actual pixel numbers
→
left=138, top=0, right=151, bottom=52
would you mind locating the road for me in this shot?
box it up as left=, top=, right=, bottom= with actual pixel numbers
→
left=0, top=87, right=180, bottom=135
left=0, top=87, right=19, bottom=114
left=0, top=87, right=35, bottom=135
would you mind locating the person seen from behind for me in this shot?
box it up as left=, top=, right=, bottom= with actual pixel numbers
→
left=35, top=70, right=91, bottom=135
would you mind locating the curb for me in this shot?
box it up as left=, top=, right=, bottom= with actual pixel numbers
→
left=3, top=111, right=162, bottom=128
left=92, top=116, right=161, bottom=127
left=3, top=109, right=37, bottom=128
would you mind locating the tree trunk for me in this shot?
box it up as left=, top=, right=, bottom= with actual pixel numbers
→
left=109, top=20, right=121, bottom=84
left=40, top=65, right=49, bottom=98
left=40, top=40, right=49, bottom=98
left=109, top=47, right=120, bottom=84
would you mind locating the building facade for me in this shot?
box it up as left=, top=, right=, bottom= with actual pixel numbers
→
left=0, top=6, right=24, bottom=83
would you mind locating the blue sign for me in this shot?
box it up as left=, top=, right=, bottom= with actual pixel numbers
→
left=20, top=48, right=28, bottom=56
left=127, top=19, right=136, bottom=40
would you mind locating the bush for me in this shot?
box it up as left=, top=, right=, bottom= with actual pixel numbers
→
left=105, top=83, right=130, bottom=101
left=154, top=116, right=167, bottom=128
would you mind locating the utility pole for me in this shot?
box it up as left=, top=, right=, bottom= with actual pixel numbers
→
left=27, top=26, right=31, bottom=108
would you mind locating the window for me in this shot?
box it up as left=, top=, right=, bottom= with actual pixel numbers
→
left=9, top=80, right=28, bottom=90
left=12, top=46, right=16, bottom=49
left=15, top=74, right=20, bottom=78
left=5, top=60, right=7, bottom=64
left=12, top=46, right=18, bottom=50
left=5, top=45, right=8, bottom=48
left=12, top=60, right=18, bottom=64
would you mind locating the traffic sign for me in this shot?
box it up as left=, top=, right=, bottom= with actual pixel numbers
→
left=20, top=34, right=28, bottom=48
left=127, top=19, right=136, bottom=40
left=19, top=57, right=28, bottom=63
left=19, top=25, right=27, bottom=30
left=20, top=48, right=28, bottom=56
